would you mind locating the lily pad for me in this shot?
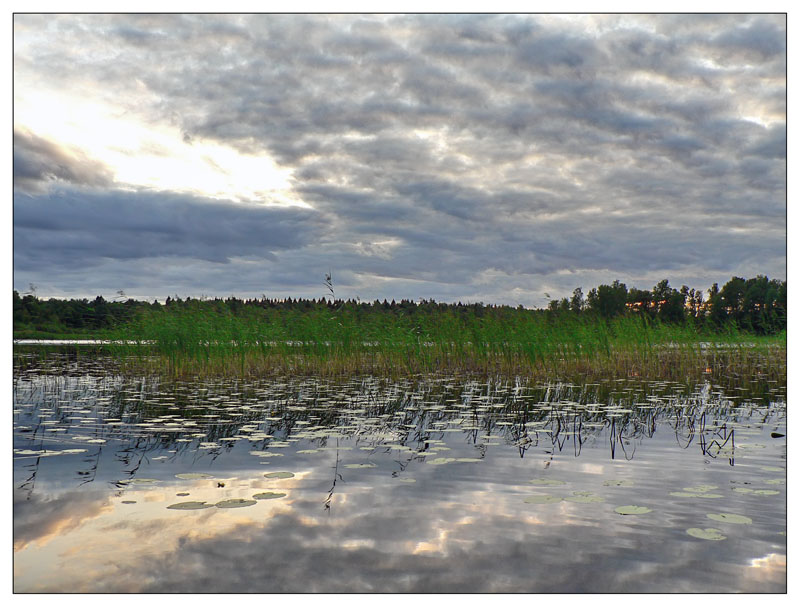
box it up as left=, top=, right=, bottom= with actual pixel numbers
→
left=707, top=513, right=752, bottom=525
left=603, top=479, right=634, bottom=487
left=175, top=473, right=214, bottom=480
left=129, top=478, right=160, bottom=484
left=253, top=492, right=286, bottom=500
left=121, top=500, right=137, bottom=504
left=264, top=471, right=295, bottom=479
left=615, top=505, right=652, bottom=515
left=529, top=478, right=566, bottom=486
left=682, top=485, right=718, bottom=493
left=669, top=491, right=724, bottom=499
left=733, top=487, right=755, bottom=494
left=565, top=494, right=605, bottom=504
left=176, top=492, right=190, bottom=497
left=344, top=463, right=376, bottom=469
left=427, top=457, right=456, bottom=465
left=753, top=489, right=780, bottom=496
left=167, top=501, right=214, bottom=510
left=687, top=527, right=726, bottom=540
left=764, top=479, right=785, bottom=485
left=524, top=495, right=563, bottom=504
left=215, top=498, right=257, bottom=509
left=397, top=478, right=416, bottom=483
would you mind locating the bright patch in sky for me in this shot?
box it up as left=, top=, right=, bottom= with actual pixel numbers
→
left=14, top=86, right=304, bottom=207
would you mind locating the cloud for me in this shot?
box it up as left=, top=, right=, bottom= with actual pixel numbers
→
left=13, top=128, right=115, bottom=193
left=14, top=187, right=324, bottom=270
left=12, top=14, right=786, bottom=303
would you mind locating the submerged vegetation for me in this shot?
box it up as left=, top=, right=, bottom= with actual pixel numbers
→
left=13, top=275, right=786, bottom=380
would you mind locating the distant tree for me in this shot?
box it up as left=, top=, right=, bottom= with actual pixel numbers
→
left=627, top=287, right=653, bottom=316
left=587, top=280, right=628, bottom=318
left=570, top=287, right=585, bottom=313
left=651, top=279, right=686, bottom=323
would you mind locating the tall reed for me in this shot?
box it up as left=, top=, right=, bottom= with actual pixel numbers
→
left=112, top=303, right=786, bottom=382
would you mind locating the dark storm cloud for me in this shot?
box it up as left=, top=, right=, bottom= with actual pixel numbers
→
left=13, top=188, right=323, bottom=271
left=13, top=14, right=786, bottom=303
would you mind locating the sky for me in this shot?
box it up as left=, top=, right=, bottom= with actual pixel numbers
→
left=12, top=12, right=787, bottom=307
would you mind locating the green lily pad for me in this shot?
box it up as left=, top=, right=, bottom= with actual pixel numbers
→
left=175, top=473, right=214, bottom=480
left=129, top=478, right=160, bottom=484
left=427, top=457, right=456, bottom=465
left=167, top=501, right=214, bottom=510
left=615, top=505, right=652, bottom=515
left=760, top=466, right=783, bottom=472
left=707, top=513, right=752, bottom=525
left=764, top=479, right=785, bottom=485
left=215, top=498, right=257, bottom=508
left=176, top=492, right=190, bottom=496
left=603, top=479, right=634, bottom=487
left=683, top=485, right=718, bottom=493
left=344, top=463, right=376, bottom=469
left=121, top=500, right=137, bottom=504
left=733, top=487, right=755, bottom=494
left=253, top=492, right=286, bottom=500
left=687, top=527, right=726, bottom=540
left=753, top=489, right=780, bottom=496
left=565, top=494, right=605, bottom=503
left=397, top=478, right=417, bottom=483
left=670, top=491, right=724, bottom=499
left=264, top=471, right=295, bottom=479
left=524, top=495, right=563, bottom=504
left=529, top=478, right=566, bottom=486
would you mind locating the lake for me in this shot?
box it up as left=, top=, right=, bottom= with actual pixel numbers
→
left=13, top=349, right=786, bottom=593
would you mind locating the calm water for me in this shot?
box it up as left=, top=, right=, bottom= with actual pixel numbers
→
left=13, top=351, right=786, bottom=593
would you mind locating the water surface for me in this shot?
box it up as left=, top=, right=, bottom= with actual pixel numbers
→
left=13, top=352, right=786, bottom=592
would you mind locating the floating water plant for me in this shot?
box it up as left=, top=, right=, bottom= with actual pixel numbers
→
left=175, top=472, right=214, bottom=480
left=565, top=492, right=605, bottom=503
left=524, top=495, right=563, bottom=504
left=427, top=457, right=456, bottom=465
left=264, top=471, right=295, bottom=479
left=253, top=492, right=286, bottom=500
left=670, top=485, right=724, bottom=499
left=603, top=479, right=634, bottom=487
left=615, top=505, right=652, bottom=515
left=707, top=513, right=752, bottom=525
left=167, top=501, right=214, bottom=510
left=215, top=498, right=257, bottom=508
left=686, top=527, right=726, bottom=540
left=529, top=478, right=566, bottom=486
left=344, top=463, right=376, bottom=469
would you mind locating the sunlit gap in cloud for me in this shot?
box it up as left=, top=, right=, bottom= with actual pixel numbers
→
left=14, top=86, right=309, bottom=208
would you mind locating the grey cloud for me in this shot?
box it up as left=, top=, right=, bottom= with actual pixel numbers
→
left=14, top=129, right=114, bottom=193
left=13, top=14, right=785, bottom=303
left=14, top=188, right=325, bottom=270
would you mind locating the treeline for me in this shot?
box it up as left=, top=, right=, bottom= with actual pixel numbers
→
left=13, top=274, right=786, bottom=338
left=547, top=276, right=786, bottom=334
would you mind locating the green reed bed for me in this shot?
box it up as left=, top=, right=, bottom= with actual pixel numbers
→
left=108, top=302, right=786, bottom=383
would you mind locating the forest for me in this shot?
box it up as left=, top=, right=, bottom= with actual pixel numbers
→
left=13, top=275, right=786, bottom=339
